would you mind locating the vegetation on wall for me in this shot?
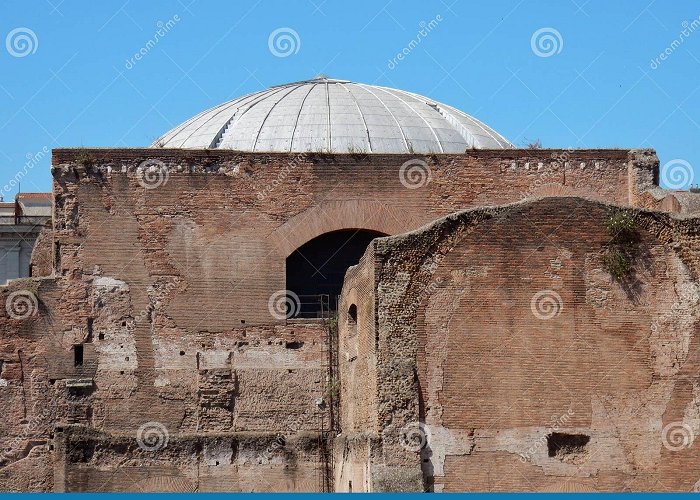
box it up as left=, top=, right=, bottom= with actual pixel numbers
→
left=602, top=210, right=639, bottom=279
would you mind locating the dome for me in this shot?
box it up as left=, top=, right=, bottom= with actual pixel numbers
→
left=152, top=77, right=512, bottom=153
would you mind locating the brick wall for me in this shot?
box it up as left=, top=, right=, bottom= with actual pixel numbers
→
left=346, top=197, right=700, bottom=492
left=0, top=146, right=684, bottom=491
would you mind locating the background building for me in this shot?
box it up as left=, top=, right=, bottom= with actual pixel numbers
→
left=0, top=193, right=51, bottom=285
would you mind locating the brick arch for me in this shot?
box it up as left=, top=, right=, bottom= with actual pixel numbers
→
left=268, top=200, right=421, bottom=257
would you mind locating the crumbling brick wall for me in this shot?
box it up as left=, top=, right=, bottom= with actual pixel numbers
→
left=0, top=146, right=687, bottom=491
left=340, top=197, right=700, bottom=492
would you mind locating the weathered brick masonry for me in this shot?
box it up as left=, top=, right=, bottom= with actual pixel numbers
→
left=0, top=147, right=694, bottom=491
left=337, top=197, right=700, bottom=492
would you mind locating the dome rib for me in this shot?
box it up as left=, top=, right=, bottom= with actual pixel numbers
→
left=289, top=82, right=318, bottom=152
left=353, top=83, right=410, bottom=151
left=151, top=77, right=513, bottom=152
left=340, top=83, right=373, bottom=153
left=217, top=85, right=293, bottom=149
left=371, top=85, right=445, bottom=153
left=251, top=84, right=301, bottom=151
left=206, top=87, right=283, bottom=148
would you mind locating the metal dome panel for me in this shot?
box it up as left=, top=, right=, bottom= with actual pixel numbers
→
left=152, top=77, right=513, bottom=153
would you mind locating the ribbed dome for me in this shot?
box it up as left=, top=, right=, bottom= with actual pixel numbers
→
left=152, top=77, right=512, bottom=153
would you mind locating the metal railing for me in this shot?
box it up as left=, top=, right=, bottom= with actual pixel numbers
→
left=0, top=215, right=51, bottom=226
left=289, top=294, right=332, bottom=320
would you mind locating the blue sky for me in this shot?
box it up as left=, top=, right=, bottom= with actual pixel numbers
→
left=1, top=0, right=699, bottom=197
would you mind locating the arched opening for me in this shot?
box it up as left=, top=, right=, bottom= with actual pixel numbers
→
left=286, top=229, right=385, bottom=318
left=348, top=304, right=358, bottom=324
left=347, top=304, right=358, bottom=337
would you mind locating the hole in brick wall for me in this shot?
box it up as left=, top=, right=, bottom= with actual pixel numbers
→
left=285, top=341, right=304, bottom=350
left=120, top=371, right=124, bottom=375
left=215, top=460, right=219, bottom=466
left=98, top=333, right=105, bottom=341
left=180, top=351, right=185, bottom=356
left=122, top=321, right=127, bottom=327
left=348, top=481, right=352, bottom=493
left=348, top=304, right=357, bottom=324
left=87, top=318, right=94, bottom=342
left=240, top=320, right=245, bottom=324
left=547, top=433, right=590, bottom=458
left=73, top=345, right=84, bottom=367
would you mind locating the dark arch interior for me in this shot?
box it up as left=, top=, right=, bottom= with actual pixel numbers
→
left=286, top=229, right=386, bottom=318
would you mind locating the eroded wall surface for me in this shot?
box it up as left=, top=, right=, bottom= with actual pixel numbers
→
left=0, top=147, right=687, bottom=491
left=343, top=197, right=700, bottom=492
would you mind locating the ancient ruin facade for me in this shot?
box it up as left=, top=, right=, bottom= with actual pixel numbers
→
left=1, top=78, right=698, bottom=492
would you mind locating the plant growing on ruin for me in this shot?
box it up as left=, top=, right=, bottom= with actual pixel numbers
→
left=76, top=149, right=94, bottom=167
left=606, top=210, right=638, bottom=244
left=325, top=377, right=340, bottom=399
left=602, top=209, right=639, bottom=279
left=602, top=247, right=632, bottom=279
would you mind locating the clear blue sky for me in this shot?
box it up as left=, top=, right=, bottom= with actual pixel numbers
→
left=1, top=0, right=699, bottom=197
